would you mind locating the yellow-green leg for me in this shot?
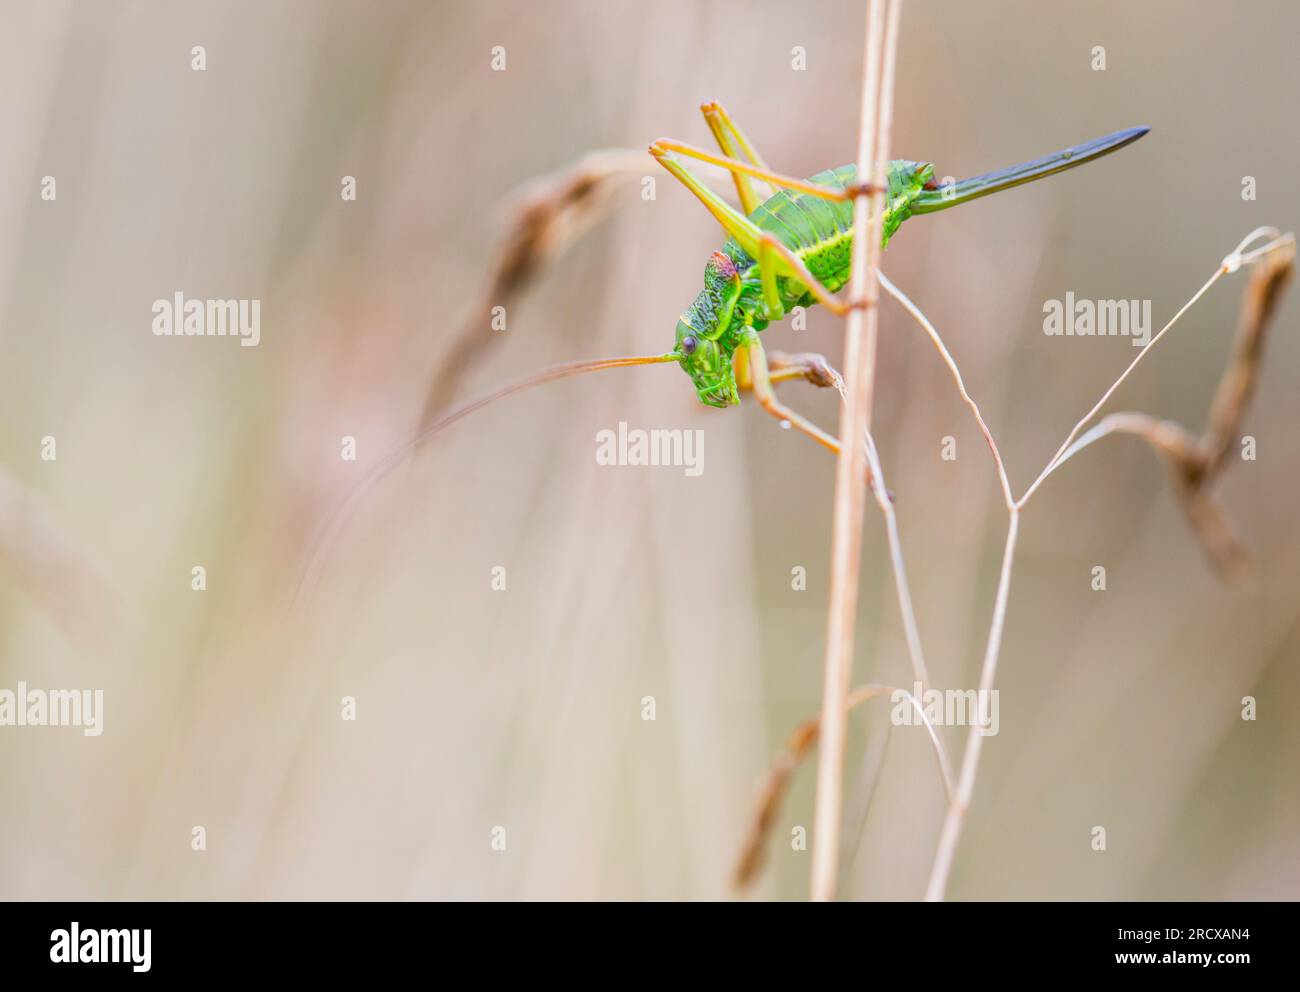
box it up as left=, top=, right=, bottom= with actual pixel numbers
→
left=736, top=344, right=841, bottom=394
left=756, top=235, right=786, bottom=321
left=765, top=350, right=843, bottom=389
left=738, top=330, right=841, bottom=455
left=651, top=137, right=864, bottom=208
left=649, top=140, right=857, bottom=317
left=699, top=101, right=775, bottom=216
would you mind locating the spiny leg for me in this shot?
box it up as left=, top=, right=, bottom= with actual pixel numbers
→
left=649, top=138, right=873, bottom=207
left=650, top=141, right=769, bottom=258
left=699, top=101, right=774, bottom=215
left=700, top=102, right=771, bottom=173
left=650, top=141, right=860, bottom=319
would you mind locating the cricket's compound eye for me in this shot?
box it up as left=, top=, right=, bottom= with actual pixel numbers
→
left=680, top=335, right=698, bottom=357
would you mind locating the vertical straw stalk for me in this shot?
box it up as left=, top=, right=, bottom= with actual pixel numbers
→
left=809, top=0, right=902, bottom=902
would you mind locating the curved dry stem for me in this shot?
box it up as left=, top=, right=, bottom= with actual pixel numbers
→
left=421, top=149, right=646, bottom=419
left=734, top=682, right=953, bottom=892
left=1019, top=228, right=1293, bottom=508
left=924, top=508, right=1019, bottom=901
left=825, top=368, right=931, bottom=690
left=878, top=270, right=1015, bottom=508
left=864, top=426, right=931, bottom=689
left=921, top=228, right=1292, bottom=901
left=1018, top=234, right=1292, bottom=578
left=1052, top=412, right=1194, bottom=472
left=1202, top=234, right=1295, bottom=475
left=1051, top=411, right=1251, bottom=580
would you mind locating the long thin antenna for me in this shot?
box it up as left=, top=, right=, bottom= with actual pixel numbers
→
left=293, top=353, right=678, bottom=607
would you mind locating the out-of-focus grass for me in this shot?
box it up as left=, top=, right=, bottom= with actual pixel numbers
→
left=0, top=0, right=1297, bottom=900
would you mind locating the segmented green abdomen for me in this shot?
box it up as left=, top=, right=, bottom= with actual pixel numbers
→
left=747, top=165, right=858, bottom=294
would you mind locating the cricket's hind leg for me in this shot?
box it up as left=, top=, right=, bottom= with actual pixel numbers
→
left=699, top=101, right=776, bottom=215
left=649, top=139, right=861, bottom=318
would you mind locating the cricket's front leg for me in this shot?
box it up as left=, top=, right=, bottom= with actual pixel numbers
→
left=736, top=330, right=841, bottom=455
left=734, top=345, right=842, bottom=396
left=766, top=350, right=843, bottom=390
left=734, top=341, right=880, bottom=488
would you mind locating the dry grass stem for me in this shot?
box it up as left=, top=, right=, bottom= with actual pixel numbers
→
left=734, top=682, right=952, bottom=892
left=924, top=509, right=1019, bottom=900
left=420, top=149, right=646, bottom=423
left=878, top=271, right=1015, bottom=508
left=920, top=228, right=1293, bottom=901
left=1020, top=228, right=1293, bottom=506
left=830, top=371, right=932, bottom=689
left=750, top=226, right=1291, bottom=901
left=1201, top=236, right=1294, bottom=472
left=811, top=0, right=901, bottom=902
left=1026, top=232, right=1293, bottom=576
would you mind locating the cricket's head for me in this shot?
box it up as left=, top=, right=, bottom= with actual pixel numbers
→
left=674, top=250, right=745, bottom=407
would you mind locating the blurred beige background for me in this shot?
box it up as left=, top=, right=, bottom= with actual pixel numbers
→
left=0, top=0, right=1296, bottom=900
